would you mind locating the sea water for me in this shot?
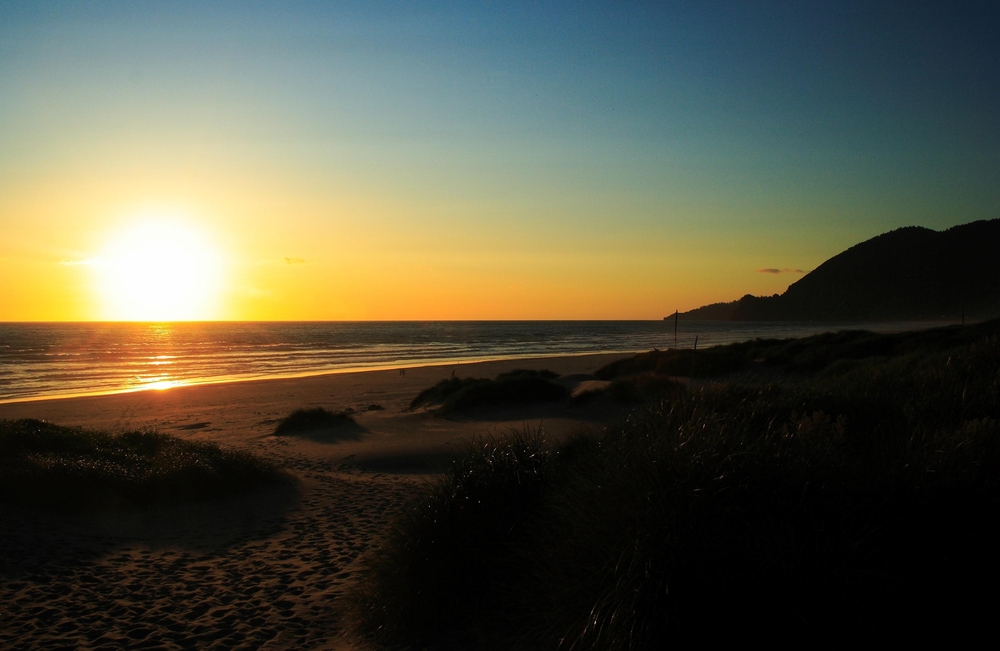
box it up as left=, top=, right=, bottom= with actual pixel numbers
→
left=0, top=320, right=949, bottom=403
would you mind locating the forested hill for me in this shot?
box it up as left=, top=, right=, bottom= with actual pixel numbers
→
left=682, top=219, right=1000, bottom=321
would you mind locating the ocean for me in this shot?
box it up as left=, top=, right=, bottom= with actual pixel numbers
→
left=0, top=320, right=948, bottom=403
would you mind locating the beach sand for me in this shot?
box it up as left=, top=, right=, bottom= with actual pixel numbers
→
left=0, top=353, right=629, bottom=650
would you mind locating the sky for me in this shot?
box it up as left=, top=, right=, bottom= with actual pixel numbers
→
left=1, top=0, right=998, bottom=320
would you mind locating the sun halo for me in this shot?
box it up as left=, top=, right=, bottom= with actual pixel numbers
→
left=97, top=221, right=223, bottom=321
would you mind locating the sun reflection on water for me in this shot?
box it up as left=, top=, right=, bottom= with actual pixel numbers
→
left=141, top=379, right=186, bottom=391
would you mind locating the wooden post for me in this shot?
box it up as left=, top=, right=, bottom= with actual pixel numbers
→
left=674, top=310, right=678, bottom=348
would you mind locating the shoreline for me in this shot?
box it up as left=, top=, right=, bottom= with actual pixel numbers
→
left=0, top=319, right=958, bottom=406
left=0, top=349, right=642, bottom=407
left=0, top=351, right=631, bottom=436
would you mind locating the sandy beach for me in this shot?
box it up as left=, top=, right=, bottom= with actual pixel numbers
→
left=0, top=353, right=629, bottom=650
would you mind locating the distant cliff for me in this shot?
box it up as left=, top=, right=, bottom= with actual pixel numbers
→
left=682, top=219, right=1000, bottom=321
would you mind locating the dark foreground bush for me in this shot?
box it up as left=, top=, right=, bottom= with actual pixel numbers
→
left=0, top=419, right=289, bottom=510
left=350, top=330, right=1000, bottom=648
left=347, top=429, right=551, bottom=648
left=273, top=407, right=356, bottom=436
left=410, top=370, right=567, bottom=415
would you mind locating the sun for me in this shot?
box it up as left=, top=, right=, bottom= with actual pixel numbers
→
left=98, top=220, right=223, bottom=321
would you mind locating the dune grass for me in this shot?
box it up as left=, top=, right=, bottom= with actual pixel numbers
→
left=273, top=407, right=356, bottom=435
left=572, top=374, right=687, bottom=406
left=350, top=321, right=1000, bottom=647
left=272, top=407, right=364, bottom=443
left=348, top=429, right=551, bottom=647
left=596, top=347, right=746, bottom=379
left=0, top=419, right=289, bottom=510
left=410, top=369, right=567, bottom=415
left=597, top=319, right=1000, bottom=380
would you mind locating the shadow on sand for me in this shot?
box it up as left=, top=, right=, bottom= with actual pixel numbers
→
left=0, top=482, right=301, bottom=577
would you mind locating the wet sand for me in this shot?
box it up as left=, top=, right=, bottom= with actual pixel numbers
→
left=0, top=353, right=628, bottom=650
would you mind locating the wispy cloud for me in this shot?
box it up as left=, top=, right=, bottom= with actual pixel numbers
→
left=757, top=267, right=805, bottom=275
left=256, top=257, right=306, bottom=266
left=59, top=257, right=107, bottom=267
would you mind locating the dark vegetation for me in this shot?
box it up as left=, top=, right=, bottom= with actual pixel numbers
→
left=595, top=347, right=746, bottom=379
left=409, top=369, right=567, bottom=415
left=272, top=407, right=364, bottom=443
left=0, top=419, right=288, bottom=510
left=683, top=218, right=1000, bottom=320
left=596, top=317, right=1000, bottom=385
left=350, top=320, right=1000, bottom=647
left=273, top=407, right=356, bottom=435
left=349, top=430, right=551, bottom=647
left=572, top=375, right=686, bottom=407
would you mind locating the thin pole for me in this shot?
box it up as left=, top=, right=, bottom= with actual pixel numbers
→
left=692, top=335, right=698, bottom=381
left=674, top=310, right=678, bottom=348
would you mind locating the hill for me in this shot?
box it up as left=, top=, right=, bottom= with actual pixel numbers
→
left=682, top=219, right=1000, bottom=321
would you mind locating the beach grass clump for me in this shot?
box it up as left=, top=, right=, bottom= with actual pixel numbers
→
left=597, top=347, right=745, bottom=379
left=273, top=407, right=356, bottom=436
left=527, top=340, right=1000, bottom=647
left=351, top=326, right=1000, bottom=648
left=410, top=369, right=568, bottom=415
left=409, top=377, right=485, bottom=410
left=0, top=419, right=289, bottom=510
left=347, top=428, right=551, bottom=648
left=570, top=375, right=686, bottom=406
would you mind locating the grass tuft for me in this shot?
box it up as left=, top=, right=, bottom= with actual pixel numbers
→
left=0, top=419, right=289, bottom=510
left=410, top=369, right=568, bottom=415
left=409, top=377, right=484, bottom=410
left=346, top=428, right=551, bottom=648
left=273, top=407, right=356, bottom=436
left=570, top=375, right=686, bottom=407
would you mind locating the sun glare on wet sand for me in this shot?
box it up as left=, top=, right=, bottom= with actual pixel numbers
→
left=97, top=220, right=223, bottom=321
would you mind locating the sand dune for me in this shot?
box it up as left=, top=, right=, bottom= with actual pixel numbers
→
left=0, top=353, right=627, bottom=649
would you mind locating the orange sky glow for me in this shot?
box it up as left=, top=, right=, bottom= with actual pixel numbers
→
left=2, top=4, right=996, bottom=321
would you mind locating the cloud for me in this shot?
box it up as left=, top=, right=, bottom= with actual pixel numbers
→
left=757, top=267, right=805, bottom=274
left=59, top=257, right=107, bottom=267
left=256, top=257, right=306, bottom=266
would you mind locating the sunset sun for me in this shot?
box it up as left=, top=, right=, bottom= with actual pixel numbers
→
left=97, top=221, right=223, bottom=321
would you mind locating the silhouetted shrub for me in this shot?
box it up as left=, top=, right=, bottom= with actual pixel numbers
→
left=347, top=429, right=551, bottom=648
